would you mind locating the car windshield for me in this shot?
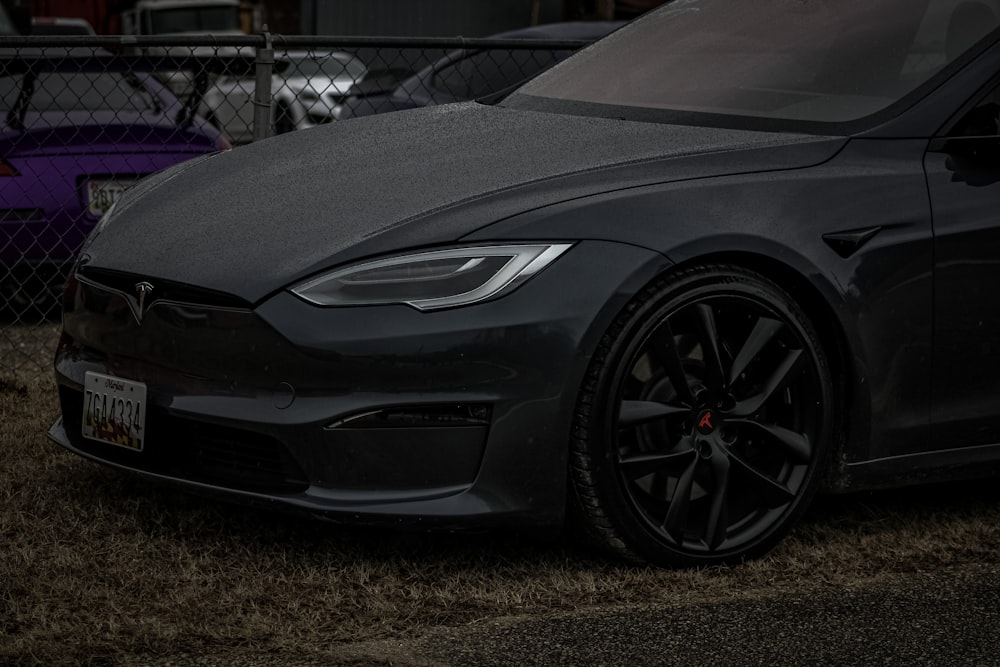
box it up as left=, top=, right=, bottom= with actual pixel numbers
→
left=0, top=72, right=156, bottom=114
left=508, top=0, right=1000, bottom=127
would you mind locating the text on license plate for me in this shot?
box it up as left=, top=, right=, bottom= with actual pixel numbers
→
left=82, top=371, right=147, bottom=451
left=86, top=179, right=136, bottom=217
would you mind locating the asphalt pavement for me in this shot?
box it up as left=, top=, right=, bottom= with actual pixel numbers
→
left=156, top=562, right=1000, bottom=666
left=415, top=563, right=1000, bottom=666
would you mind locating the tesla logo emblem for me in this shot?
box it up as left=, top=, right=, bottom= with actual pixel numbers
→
left=696, top=409, right=717, bottom=435
left=132, top=281, right=154, bottom=323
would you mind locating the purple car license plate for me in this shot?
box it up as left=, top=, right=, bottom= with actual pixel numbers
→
left=86, top=179, right=135, bottom=217
left=82, top=371, right=147, bottom=451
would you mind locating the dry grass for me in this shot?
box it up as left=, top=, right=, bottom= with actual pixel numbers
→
left=3, top=376, right=1000, bottom=665
left=0, top=324, right=59, bottom=378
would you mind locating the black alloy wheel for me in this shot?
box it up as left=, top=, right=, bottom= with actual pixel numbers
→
left=571, top=264, right=835, bottom=567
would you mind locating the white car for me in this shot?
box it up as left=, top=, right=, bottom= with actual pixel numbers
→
left=201, top=50, right=367, bottom=144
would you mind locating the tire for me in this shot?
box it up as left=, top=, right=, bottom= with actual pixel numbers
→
left=570, top=264, right=835, bottom=567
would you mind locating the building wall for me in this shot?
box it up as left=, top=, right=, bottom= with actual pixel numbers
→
left=302, top=0, right=564, bottom=37
left=27, top=0, right=265, bottom=34
left=29, top=0, right=115, bottom=32
left=22, top=0, right=664, bottom=36
left=259, top=0, right=298, bottom=33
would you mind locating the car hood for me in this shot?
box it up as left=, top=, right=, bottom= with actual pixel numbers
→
left=83, top=102, right=843, bottom=303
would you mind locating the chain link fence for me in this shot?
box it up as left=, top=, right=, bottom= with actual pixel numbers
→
left=0, top=31, right=595, bottom=380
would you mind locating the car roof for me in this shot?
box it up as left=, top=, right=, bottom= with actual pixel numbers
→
left=279, top=50, right=361, bottom=62
left=488, top=21, right=626, bottom=42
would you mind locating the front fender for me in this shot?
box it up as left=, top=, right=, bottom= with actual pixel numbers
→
left=474, top=137, right=934, bottom=467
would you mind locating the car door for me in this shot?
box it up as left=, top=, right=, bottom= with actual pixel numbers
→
left=925, top=76, right=1000, bottom=449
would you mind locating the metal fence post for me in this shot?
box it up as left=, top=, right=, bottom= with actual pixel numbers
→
left=252, top=25, right=275, bottom=142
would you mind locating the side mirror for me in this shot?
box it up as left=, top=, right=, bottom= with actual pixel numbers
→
left=929, top=101, right=1000, bottom=169
left=952, top=103, right=1000, bottom=137
left=929, top=136, right=1000, bottom=186
left=934, top=136, right=1000, bottom=165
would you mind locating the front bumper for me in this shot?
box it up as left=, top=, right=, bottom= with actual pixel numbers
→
left=50, top=240, right=666, bottom=527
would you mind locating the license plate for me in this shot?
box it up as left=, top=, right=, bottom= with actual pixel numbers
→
left=82, top=371, right=147, bottom=451
left=86, top=179, right=135, bottom=217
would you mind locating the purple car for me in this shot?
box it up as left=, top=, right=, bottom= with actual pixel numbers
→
left=0, top=49, right=229, bottom=316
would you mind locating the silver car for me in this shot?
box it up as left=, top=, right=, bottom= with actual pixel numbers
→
left=201, top=50, right=367, bottom=144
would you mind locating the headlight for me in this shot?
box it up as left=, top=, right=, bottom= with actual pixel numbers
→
left=290, top=243, right=572, bottom=311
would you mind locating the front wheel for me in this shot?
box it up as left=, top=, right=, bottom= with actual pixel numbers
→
left=570, top=264, right=835, bottom=567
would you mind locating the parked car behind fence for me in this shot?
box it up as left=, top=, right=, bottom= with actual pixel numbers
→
left=201, top=49, right=368, bottom=145
left=0, top=46, right=228, bottom=322
left=0, top=30, right=604, bottom=376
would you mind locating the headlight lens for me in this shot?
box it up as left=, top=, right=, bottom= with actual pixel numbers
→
left=291, top=243, right=572, bottom=310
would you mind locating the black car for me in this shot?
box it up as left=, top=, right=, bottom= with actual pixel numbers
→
left=50, top=0, right=1000, bottom=567
left=338, top=21, right=624, bottom=119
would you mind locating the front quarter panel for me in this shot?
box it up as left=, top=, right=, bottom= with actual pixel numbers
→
left=472, top=138, right=935, bottom=468
left=252, top=240, right=671, bottom=523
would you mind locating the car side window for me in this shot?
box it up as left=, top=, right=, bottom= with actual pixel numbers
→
left=950, top=81, right=1000, bottom=137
